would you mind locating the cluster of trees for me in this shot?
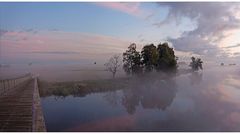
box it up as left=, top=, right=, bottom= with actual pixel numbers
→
left=189, top=57, right=203, bottom=71
left=105, top=42, right=203, bottom=78
left=122, top=42, right=177, bottom=75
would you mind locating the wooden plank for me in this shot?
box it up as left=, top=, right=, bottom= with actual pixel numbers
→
left=0, top=75, right=46, bottom=132
left=0, top=79, right=34, bottom=132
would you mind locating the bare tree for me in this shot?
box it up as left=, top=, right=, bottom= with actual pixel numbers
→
left=104, top=55, right=121, bottom=78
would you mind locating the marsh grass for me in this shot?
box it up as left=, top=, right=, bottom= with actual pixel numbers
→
left=38, top=77, right=130, bottom=98
left=38, top=69, right=191, bottom=98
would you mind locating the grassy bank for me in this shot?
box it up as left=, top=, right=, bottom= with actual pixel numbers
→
left=38, top=77, right=130, bottom=98
left=38, top=69, right=192, bottom=98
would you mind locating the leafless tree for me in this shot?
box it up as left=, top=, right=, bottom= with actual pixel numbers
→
left=104, top=55, right=121, bottom=78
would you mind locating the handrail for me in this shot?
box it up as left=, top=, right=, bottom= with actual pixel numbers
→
left=32, top=77, right=37, bottom=131
left=0, top=73, right=33, bottom=96
left=31, top=75, right=46, bottom=132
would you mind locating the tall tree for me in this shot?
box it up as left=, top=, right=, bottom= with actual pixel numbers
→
left=123, top=43, right=142, bottom=75
left=189, top=57, right=203, bottom=71
left=141, top=44, right=158, bottom=72
left=104, top=55, right=121, bottom=78
left=155, top=42, right=177, bottom=71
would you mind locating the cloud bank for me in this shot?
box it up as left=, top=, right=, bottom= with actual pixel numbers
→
left=156, top=2, right=240, bottom=58
left=224, top=43, right=240, bottom=49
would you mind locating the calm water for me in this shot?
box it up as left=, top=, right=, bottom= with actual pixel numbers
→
left=41, top=66, right=240, bottom=131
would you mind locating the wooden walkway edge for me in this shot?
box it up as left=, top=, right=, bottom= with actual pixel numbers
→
left=0, top=74, right=46, bottom=132
left=32, top=77, right=46, bottom=132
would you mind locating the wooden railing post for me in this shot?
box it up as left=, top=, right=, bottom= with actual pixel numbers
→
left=3, top=80, right=6, bottom=93
left=0, top=73, right=32, bottom=96
left=0, top=80, right=2, bottom=95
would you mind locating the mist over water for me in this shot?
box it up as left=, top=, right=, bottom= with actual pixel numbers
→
left=0, top=62, right=126, bottom=81
left=40, top=65, right=240, bottom=131
left=1, top=2, right=240, bottom=132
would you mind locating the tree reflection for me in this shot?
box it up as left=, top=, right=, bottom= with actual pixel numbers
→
left=189, top=72, right=203, bottom=85
left=103, top=91, right=120, bottom=107
left=121, top=77, right=177, bottom=114
left=122, top=89, right=140, bottom=114
left=54, top=95, right=67, bottom=100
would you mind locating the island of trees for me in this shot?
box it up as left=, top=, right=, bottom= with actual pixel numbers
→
left=105, top=42, right=203, bottom=78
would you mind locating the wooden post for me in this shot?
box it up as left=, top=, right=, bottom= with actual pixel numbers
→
left=0, top=73, right=33, bottom=96
left=0, top=80, right=2, bottom=95
left=7, top=80, right=10, bottom=90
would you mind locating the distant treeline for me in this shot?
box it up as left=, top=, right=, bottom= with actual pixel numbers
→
left=105, top=42, right=203, bottom=78
left=122, top=42, right=203, bottom=75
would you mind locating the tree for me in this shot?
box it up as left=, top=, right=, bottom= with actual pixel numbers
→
left=155, top=42, right=177, bottom=71
left=189, top=57, right=203, bottom=71
left=104, top=55, right=121, bottom=78
left=141, top=44, right=158, bottom=72
left=123, top=43, right=142, bottom=75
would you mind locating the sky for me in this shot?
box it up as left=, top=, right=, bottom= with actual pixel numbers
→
left=1, top=2, right=240, bottom=65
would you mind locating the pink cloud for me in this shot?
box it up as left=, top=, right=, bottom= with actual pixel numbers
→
left=3, top=31, right=21, bottom=36
left=0, top=30, right=131, bottom=63
left=95, top=2, right=143, bottom=17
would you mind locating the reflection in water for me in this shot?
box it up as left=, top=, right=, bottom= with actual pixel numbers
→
left=121, top=77, right=177, bottom=114
left=53, top=96, right=67, bottom=101
left=188, top=71, right=203, bottom=85
left=41, top=66, right=240, bottom=131
left=66, top=114, right=136, bottom=131
left=103, top=91, right=120, bottom=107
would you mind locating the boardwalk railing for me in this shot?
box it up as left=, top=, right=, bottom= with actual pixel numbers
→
left=0, top=73, right=32, bottom=96
left=32, top=77, right=46, bottom=132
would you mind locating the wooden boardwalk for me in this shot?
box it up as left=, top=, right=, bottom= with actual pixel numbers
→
left=0, top=75, right=46, bottom=132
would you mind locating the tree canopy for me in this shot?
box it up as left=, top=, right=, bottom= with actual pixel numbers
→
left=155, top=43, right=177, bottom=71
left=123, top=43, right=142, bottom=75
left=141, top=44, right=158, bottom=72
left=189, top=57, right=203, bottom=71
left=123, top=42, right=178, bottom=75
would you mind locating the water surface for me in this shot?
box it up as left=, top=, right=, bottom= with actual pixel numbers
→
left=41, top=66, right=240, bottom=131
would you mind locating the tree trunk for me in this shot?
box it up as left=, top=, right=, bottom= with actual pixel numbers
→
left=112, top=72, right=116, bottom=78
